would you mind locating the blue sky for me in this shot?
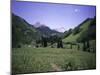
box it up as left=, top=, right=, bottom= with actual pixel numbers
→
left=12, top=0, right=96, bottom=32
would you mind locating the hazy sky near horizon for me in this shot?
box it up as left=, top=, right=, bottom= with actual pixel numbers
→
left=12, top=0, right=96, bottom=32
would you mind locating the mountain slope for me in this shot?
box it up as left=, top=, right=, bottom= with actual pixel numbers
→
left=63, top=17, right=96, bottom=43
left=12, top=13, right=38, bottom=47
left=36, top=25, right=62, bottom=36
left=12, top=13, right=62, bottom=47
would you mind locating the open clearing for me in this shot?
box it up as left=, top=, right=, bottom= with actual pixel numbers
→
left=12, top=47, right=96, bottom=74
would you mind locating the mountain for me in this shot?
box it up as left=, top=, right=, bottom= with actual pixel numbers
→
left=33, top=22, right=43, bottom=28
left=36, top=25, right=62, bottom=36
left=12, top=13, right=62, bottom=48
left=63, top=17, right=96, bottom=43
left=53, top=27, right=66, bottom=32
left=12, top=13, right=39, bottom=47
left=12, top=13, right=95, bottom=48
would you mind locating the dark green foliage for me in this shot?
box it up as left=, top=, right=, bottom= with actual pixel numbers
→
left=57, top=39, right=63, bottom=48
left=17, top=44, right=21, bottom=48
left=50, top=34, right=58, bottom=44
left=36, top=45, right=39, bottom=48
left=64, top=29, right=72, bottom=38
left=77, top=44, right=80, bottom=50
left=87, top=17, right=96, bottom=40
left=86, top=41, right=90, bottom=52
left=41, top=35, right=48, bottom=47
left=70, top=44, right=72, bottom=49
left=82, top=42, right=86, bottom=51
left=77, top=31, right=87, bottom=43
left=86, top=41, right=90, bottom=48
left=73, top=27, right=81, bottom=35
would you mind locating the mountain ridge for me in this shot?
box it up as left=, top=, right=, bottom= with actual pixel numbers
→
left=63, top=17, right=96, bottom=43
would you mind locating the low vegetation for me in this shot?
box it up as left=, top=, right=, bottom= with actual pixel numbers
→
left=12, top=47, right=96, bottom=74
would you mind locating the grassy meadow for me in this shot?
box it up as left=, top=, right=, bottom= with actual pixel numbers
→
left=12, top=47, right=96, bottom=74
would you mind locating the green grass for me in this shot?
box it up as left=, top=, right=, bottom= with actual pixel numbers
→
left=63, top=20, right=91, bottom=42
left=12, top=47, right=96, bottom=74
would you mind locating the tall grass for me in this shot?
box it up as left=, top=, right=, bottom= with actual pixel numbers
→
left=12, top=47, right=96, bottom=74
